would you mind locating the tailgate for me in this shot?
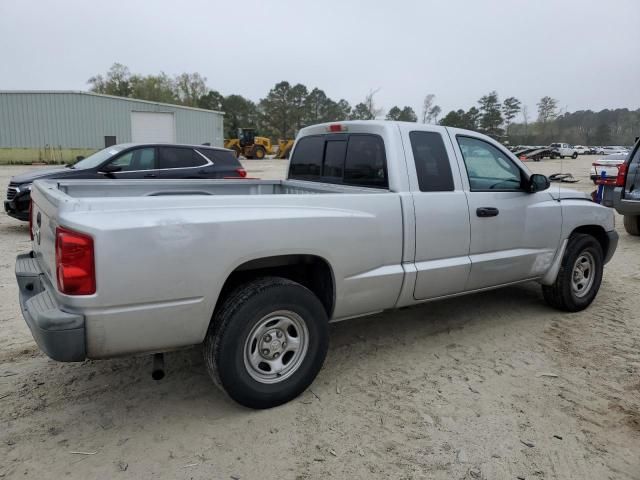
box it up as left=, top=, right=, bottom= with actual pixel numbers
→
left=30, top=185, right=62, bottom=288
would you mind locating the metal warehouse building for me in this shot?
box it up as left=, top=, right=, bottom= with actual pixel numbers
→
left=0, top=91, right=224, bottom=164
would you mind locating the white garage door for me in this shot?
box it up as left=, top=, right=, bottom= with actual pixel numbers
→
left=131, top=112, right=176, bottom=143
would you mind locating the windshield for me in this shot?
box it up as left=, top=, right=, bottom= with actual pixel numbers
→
left=71, top=145, right=126, bottom=169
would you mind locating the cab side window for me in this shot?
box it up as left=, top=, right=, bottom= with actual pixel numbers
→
left=457, top=136, right=522, bottom=191
left=409, top=131, right=454, bottom=191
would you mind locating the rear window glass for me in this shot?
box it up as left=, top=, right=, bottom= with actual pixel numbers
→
left=409, top=131, right=454, bottom=191
left=197, top=148, right=241, bottom=166
left=323, top=140, right=347, bottom=178
left=289, top=134, right=387, bottom=188
left=344, top=135, right=388, bottom=188
left=289, top=136, right=324, bottom=178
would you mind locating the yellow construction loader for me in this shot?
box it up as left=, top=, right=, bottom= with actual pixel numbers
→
left=224, top=128, right=293, bottom=159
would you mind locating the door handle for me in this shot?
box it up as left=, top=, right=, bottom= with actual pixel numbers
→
left=476, top=207, right=499, bottom=217
left=144, top=173, right=157, bottom=178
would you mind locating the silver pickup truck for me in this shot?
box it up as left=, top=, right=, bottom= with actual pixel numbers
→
left=16, top=121, right=618, bottom=408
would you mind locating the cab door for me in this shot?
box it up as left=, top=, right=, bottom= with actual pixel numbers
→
left=399, top=125, right=472, bottom=300
left=449, top=133, right=562, bottom=290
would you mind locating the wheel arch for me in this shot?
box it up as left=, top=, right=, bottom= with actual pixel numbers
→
left=571, top=224, right=609, bottom=257
left=213, top=254, right=336, bottom=320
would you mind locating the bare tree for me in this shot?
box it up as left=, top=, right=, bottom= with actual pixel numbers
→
left=364, top=88, right=383, bottom=119
left=521, top=105, right=529, bottom=139
left=422, top=94, right=436, bottom=123
left=428, top=105, right=441, bottom=124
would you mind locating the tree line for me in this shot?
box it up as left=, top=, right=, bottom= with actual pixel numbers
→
left=89, top=64, right=638, bottom=145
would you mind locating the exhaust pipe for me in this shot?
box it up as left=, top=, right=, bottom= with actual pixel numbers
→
left=151, top=353, right=165, bottom=380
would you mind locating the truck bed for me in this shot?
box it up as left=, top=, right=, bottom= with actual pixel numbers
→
left=51, top=178, right=385, bottom=198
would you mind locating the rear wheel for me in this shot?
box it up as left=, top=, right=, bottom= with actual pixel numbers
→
left=203, top=277, right=329, bottom=409
left=542, top=233, right=603, bottom=312
left=623, top=215, right=640, bottom=236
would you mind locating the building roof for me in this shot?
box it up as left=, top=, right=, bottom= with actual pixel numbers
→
left=0, top=90, right=224, bottom=115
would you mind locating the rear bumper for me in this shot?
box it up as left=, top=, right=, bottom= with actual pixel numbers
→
left=612, top=187, right=640, bottom=216
left=604, top=230, right=618, bottom=264
left=15, top=252, right=86, bottom=362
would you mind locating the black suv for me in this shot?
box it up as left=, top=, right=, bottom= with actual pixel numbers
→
left=5, top=143, right=247, bottom=221
left=613, top=138, right=640, bottom=235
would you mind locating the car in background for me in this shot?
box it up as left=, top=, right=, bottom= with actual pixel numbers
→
left=613, top=139, right=640, bottom=235
left=549, top=143, right=579, bottom=159
left=574, top=145, right=591, bottom=155
left=590, top=154, right=627, bottom=183
left=597, top=146, right=629, bottom=155
left=4, top=143, right=247, bottom=221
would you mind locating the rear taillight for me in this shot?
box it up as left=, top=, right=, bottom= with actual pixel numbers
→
left=55, top=226, right=95, bottom=295
left=29, top=201, right=34, bottom=241
left=615, top=162, right=628, bottom=187
left=236, top=168, right=247, bottom=178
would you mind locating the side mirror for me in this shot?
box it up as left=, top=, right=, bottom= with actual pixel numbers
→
left=528, top=174, right=550, bottom=193
left=98, top=164, right=122, bottom=174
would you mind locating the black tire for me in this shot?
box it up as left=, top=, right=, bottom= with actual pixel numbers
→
left=253, top=146, right=266, bottom=160
left=542, top=233, right=604, bottom=312
left=560, top=155, right=565, bottom=159
left=550, top=153, right=557, bottom=159
left=623, top=215, right=640, bottom=236
left=203, top=277, right=329, bottom=409
left=572, top=152, right=578, bottom=159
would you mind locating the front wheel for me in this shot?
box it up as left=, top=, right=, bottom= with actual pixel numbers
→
left=542, top=233, right=603, bottom=312
left=572, top=152, right=578, bottom=159
left=203, top=277, right=329, bottom=409
left=253, top=146, right=266, bottom=160
left=623, top=215, right=640, bottom=236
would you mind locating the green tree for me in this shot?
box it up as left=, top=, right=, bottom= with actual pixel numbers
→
left=350, top=102, right=375, bottom=120
left=174, top=72, right=208, bottom=107
left=502, top=96, right=521, bottom=135
left=386, top=106, right=417, bottom=122
left=129, top=73, right=176, bottom=103
left=222, top=94, right=259, bottom=139
left=464, top=107, right=481, bottom=130
left=439, top=109, right=465, bottom=128
left=593, top=123, right=612, bottom=144
left=88, top=63, right=132, bottom=97
left=478, top=91, right=503, bottom=137
left=288, top=83, right=309, bottom=132
left=537, top=96, right=558, bottom=124
left=198, top=90, right=224, bottom=111
left=259, top=81, right=296, bottom=139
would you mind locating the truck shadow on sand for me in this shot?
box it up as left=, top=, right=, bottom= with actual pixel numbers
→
left=5, top=282, right=549, bottom=428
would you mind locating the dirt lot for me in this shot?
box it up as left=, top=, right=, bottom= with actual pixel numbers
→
left=0, top=157, right=638, bottom=480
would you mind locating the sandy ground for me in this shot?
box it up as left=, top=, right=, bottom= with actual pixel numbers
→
left=0, top=157, right=638, bottom=480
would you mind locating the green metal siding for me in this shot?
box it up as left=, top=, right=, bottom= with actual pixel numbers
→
left=0, top=91, right=224, bottom=148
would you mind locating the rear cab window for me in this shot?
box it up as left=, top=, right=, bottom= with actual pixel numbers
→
left=289, top=134, right=388, bottom=188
